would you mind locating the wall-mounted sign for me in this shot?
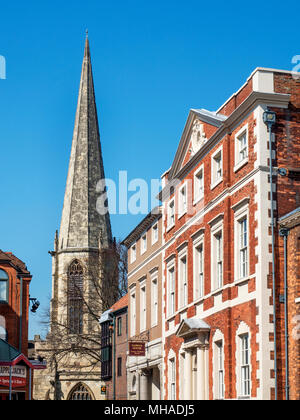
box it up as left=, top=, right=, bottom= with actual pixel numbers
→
left=0, top=365, right=27, bottom=388
left=129, top=341, right=145, bottom=357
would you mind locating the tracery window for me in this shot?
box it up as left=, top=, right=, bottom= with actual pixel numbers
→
left=68, top=260, right=83, bottom=334
left=69, top=383, right=93, bottom=400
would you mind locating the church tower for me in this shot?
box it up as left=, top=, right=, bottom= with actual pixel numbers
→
left=34, top=36, right=115, bottom=401
left=50, top=35, right=113, bottom=331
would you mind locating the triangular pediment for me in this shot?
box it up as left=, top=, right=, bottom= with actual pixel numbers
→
left=168, top=109, right=227, bottom=181
left=176, top=317, right=210, bottom=338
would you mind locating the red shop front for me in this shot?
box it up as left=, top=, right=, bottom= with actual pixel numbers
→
left=0, top=339, right=46, bottom=400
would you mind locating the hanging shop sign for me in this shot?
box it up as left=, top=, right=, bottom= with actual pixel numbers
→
left=129, top=341, right=146, bottom=357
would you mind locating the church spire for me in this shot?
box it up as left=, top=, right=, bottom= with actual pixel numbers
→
left=58, top=37, right=112, bottom=250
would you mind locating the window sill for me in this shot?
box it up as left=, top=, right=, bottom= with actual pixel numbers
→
left=166, top=313, right=176, bottom=323
left=193, top=195, right=204, bottom=206
left=166, top=223, right=175, bottom=233
left=210, top=178, right=223, bottom=190
left=178, top=210, right=187, bottom=220
left=234, top=158, right=248, bottom=173
left=234, top=276, right=250, bottom=286
left=211, top=286, right=223, bottom=297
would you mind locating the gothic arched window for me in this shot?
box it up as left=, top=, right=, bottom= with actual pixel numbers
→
left=68, top=260, right=83, bottom=334
left=68, top=383, right=93, bottom=400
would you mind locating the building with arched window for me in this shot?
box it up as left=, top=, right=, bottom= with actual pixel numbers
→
left=32, top=36, right=117, bottom=400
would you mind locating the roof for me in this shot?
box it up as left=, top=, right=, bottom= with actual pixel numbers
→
left=122, top=207, right=162, bottom=247
left=111, top=293, right=128, bottom=312
left=99, top=309, right=112, bottom=324
left=0, top=250, right=31, bottom=276
left=99, top=294, right=128, bottom=324
left=279, top=207, right=300, bottom=228
left=0, top=338, right=21, bottom=362
left=0, top=339, right=45, bottom=369
left=191, top=108, right=228, bottom=127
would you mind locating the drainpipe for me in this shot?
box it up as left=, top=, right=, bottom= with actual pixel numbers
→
left=18, top=276, right=23, bottom=352
left=279, top=227, right=289, bottom=400
left=263, top=110, right=277, bottom=400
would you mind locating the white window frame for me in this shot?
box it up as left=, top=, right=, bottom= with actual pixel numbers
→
left=130, top=243, right=136, bottom=263
left=235, top=322, right=251, bottom=399
left=152, top=222, right=159, bottom=245
left=130, top=288, right=136, bottom=337
left=140, top=279, right=146, bottom=332
left=211, top=146, right=223, bottom=189
left=167, top=263, right=176, bottom=317
left=167, top=199, right=175, bottom=229
left=178, top=182, right=187, bottom=218
left=0, top=269, right=9, bottom=303
left=193, top=234, right=204, bottom=300
left=216, top=341, right=225, bottom=399
left=234, top=124, right=248, bottom=172
left=211, top=219, right=223, bottom=291
left=141, top=233, right=147, bottom=255
left=240, top=334, right=250, bottom=397
left=234, top=203, right=249, bottom=282
left=178, top=249, right=188, bottom=309
left=168, top=353, right=176, bottom=400
left=194, top=164, right=204, bottom=204
left=151, top=275, right=158, bottom=327
left=213, top=330, right=225, bottom=400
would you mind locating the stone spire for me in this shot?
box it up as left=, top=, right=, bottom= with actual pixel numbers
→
left=58, top=37, right=112, bottom=250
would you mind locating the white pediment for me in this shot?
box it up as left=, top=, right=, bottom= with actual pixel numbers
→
left=176, top=316, right=210, bottom=338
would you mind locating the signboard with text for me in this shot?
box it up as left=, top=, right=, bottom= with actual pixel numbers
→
left=129, top=341, right=146, bottom=357
left=0, top=365, right=27, bottom=388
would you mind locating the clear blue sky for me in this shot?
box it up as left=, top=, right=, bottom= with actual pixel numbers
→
left=0, top=0, right=299, bottom=339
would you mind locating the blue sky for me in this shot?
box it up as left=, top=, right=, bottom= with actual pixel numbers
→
left=0, top=0, right=299, bottom=338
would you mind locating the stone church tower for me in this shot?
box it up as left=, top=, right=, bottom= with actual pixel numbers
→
left=33, top=36, right=115, bottom=400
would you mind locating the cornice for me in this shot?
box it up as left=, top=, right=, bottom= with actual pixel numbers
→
left=160, top=91, right=290, bottom=201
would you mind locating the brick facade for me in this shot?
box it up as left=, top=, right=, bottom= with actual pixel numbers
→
left=123, top=67, right=299, bottom=400
left=0, top=251, right=32, bottom=400
left=160, top=68, right=300, bottom=400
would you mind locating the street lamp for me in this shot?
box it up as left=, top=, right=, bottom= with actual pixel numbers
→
left=263, top=110, right=276, bottom=128
left=29, top=297, right=40, bottom=313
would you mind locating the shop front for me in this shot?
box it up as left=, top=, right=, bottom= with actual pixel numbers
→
left=0, top=338, right=46, bottom=400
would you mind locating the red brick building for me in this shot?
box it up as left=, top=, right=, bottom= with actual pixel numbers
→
left=159, top=68, right=300, bottom=400
left=100, top=294, right=128, bottom=400
left=0, top=250, right=33, bottom=400
left=278, top=208, right=300, bottom=400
